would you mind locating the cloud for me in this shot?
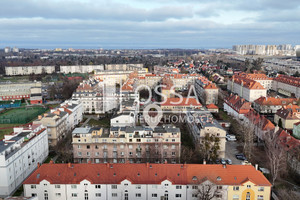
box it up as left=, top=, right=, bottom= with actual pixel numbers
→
left=0, top=0, right=299, bottom=48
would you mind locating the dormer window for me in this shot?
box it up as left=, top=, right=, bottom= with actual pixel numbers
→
left=192, top=176, right=197, bottom=181
left=217, top=176, right=221, bottom=181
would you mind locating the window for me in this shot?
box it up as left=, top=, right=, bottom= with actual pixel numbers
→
left=152, top=193, right=158, bottom=197
left=257, top=195, right=264, bottom=200
left=233, top=194, right=239, bottom=200
left=136, top=185, right=141, bottom=189
left=95, top=152, right=99, bottom=156
left=55, top=193, right=61, bottom=197
left=217, top=185, right=222, bottom=190
left=192, top=194, right=198, bottom=197
left=176, top=185, right=182, bottom=189
left=71, top=185, right=77, bottom=189
left=192, top=185, right=198, bottom=189
left=78, top=145, right=81, bottom=149
left=112, top=193, right=117, bottom=197
left=258, top=187, right=264, bottom=191
left=78, top=152, right=82, bottom=156
left=246, top=192, right=251, bottom=200
left=247, top=185, right=251, bottom=188
left=129, top=145, right=133, bottom=149
left=95, top=185, right=101, bottom=189
left=31, top=185, right=36, bottom=189
left=164, top=184, right=169, bottom=187
left=172, top=152, right=176, bottom=156
left=136, top=193, right=141, bottom=197
left=72, top=193, right=78, bottom=197
left=87, top=152, right=90, bottom=156
left=84, top=193, right=88, bottom=200
left=175, top=194, right=182, bottom=198
left=55, top=185, right=60, bottom=189
left=112, top=185, right=117, bottom=189
left=87, top=145, right=90, bottom=149
left=84, top=183, right=88, bottom=186
left=96, top=193, right=101, bottom=197
left=125, top=193, right=128, bottom=200
left=44, top=193, right=48, bottom=200
left=233, top=186, right=239, bottom=191
left=31, top=193, right=37, bottom=197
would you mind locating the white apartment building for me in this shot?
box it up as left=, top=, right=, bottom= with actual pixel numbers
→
left=0, top=124, right=49, bottom=197
left=23, top=163, right=272, bottom=200
left=60, top=65, right=104, bottom=74
left=59, top=99, right=84, bottom=130
left=5, top=66, right=55, bottom=76
left=227, top=75, right=267, bottom=102
left=195, top=77, right=218, bottom=105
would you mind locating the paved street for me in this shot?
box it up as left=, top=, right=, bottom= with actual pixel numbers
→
left=225, top=140, right=244, bottom=165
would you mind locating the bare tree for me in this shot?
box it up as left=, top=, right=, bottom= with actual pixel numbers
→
left=277, top=188, right=300, bottom=200
left=238, top=120, right=255, bottom=161
left=194, top=181, right=218, bottom=200
left=199, top=133, right=220, bottom=162
left=263, top=129, right=286, bottom=185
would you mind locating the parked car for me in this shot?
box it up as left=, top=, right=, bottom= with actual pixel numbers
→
left=226, top=134, right=237, bottom=141
left=235, top=153, right=246, bottom=160
left=220, top=158, right=226, bottom=165
left=215, top=159, right=220, bottom=164
left=226, top=159, right=232, bottom=165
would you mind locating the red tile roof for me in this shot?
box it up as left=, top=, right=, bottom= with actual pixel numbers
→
left=254, top=97, right=298, bottom=106
left=274, top=75, right=300, bottom=87
left=206, top=104, right=218, bottom=109
left=161, top=98, right=202, bottom=107
left=204, top=83, right=218, bottom=89
left=275, top=105, right=300, bottom=120
left=277, top=128, right=300, bottom=151
left=244, top=109, right=275, bottom=131
left=23, top=163, right=271, bottom=186
left=230, top=75, right=265, bottom=90
left=224, top=95, right=251, bottom=114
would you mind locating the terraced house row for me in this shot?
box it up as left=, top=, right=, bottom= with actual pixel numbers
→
left=23, top=163, right=272, bottom=200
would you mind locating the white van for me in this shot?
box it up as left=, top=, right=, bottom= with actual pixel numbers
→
left=226, top=134, right=237, bottom=141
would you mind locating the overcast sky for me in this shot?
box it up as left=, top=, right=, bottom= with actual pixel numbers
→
left=0, top=0, right=299, bottom=49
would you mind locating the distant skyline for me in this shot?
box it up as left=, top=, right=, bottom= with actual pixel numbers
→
left=0, top=0, right=299, bottom=49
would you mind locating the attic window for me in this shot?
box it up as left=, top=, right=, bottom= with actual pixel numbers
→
left=234, top=177, right=237, bottom=180
left=58, top=173, right=60, bottom=176
left=113, top=173, right=116, bottom=176
left=192, top=176, right=197, bottom=181
left=178, top=173, right=180, bottom=176
left=217, top=176, right=222, bottom=181
left=150, top=165, right=152, bottom=168
left=36, top=173, right=40, bottom=179
left=137, top=173, right=140, bottom=176
left=97, top=173, right=100, bottom=177
left=74, top=173, right=76, bottom=177
left=155, top=173, right=157, bottom=176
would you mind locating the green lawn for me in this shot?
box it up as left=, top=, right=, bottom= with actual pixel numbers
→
left=88, top=118, right=110, bottom=128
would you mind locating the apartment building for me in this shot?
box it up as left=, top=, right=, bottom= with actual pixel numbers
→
left=72, top=125, right=181, bottom=164
left=33, top=110, right=68, bottom=146
left=59, top=99, right=83, bottom=130
left=238, top=73, right=273, bottom=90
left=253, top=97, right=298, bottom=114
left=60, top=65, right=104, bottom=74
left=224, top=94, right=251, bottom=119
left=272, top=75, right=300, bottom=98
left=23, top=163, right=271, bottom=200
left=186, top=111, right=226, bottom=158
left=195, top=77, right=218, bottom=105
left=160, top=97, right=202, bottom=112
left=0, top=81, right=42, bottom=104
left=274, top=105, right=300, bottom=130
left=5, top=66, right=55, bottom=76
left=227, top=75, right=267, bottom=102
left=293, top=122, right=300, bottom=139
left=0, top=124, right=48, bottom=197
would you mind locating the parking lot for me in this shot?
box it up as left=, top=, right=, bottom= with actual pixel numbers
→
left=225, top=140, right=245, bottom=165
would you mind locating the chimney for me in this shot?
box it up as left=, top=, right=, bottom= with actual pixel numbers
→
left=146, top=162, right=149, bottom=168
left=44, top=113, right=48, bottom=117
left=203, top=160, right=206, bottom=165
left=49, top=160, right=54, bottom=164
left=68, top=163, right=72, bottom=168
left=37, top=162, right=41, bottom=168
left=88, top=160, right=92, bottom=164
left=164, top=160, right=167, bottom=164
left=38, top=115, right=42, bottom=120
left=223, top=164, right=226, bottom=169
left=107, top=163, right=110, bottom=168
left=255, top=164, right=258, bottom=170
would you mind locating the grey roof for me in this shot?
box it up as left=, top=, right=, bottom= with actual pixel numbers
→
left=72, top=127, right=91, bottom=134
